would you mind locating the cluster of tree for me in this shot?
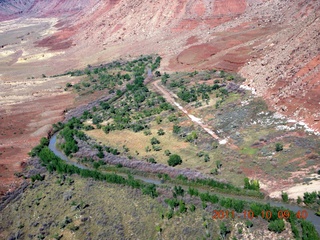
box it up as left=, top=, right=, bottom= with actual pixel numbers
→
left=36, top=146, right=158, bottom=198
left=196, top=178, right=244, bottom=194
left=151, top=56, right=162, bottom=71
left=177, top=86, right=197, bottom=103
left=161, top=72, right=170, bottom=85
left=28, top=137, right=49, bottom=157
left=303, top=191, right=320, bottom=205
left=71, top=55, right=160, bottom=95
left=59, top=127, right=82, bottom=156
left=173, top=83, right=222, bottom=103
left=188, top=188, right=246, bottom=215
left=187, top=186, right=317, bottom=238
left=73, top=57, right=175, bottom=138
left=102, top=121, right=148, bottom=134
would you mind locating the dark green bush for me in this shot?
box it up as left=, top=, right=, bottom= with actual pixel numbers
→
left=168, top=154, right=182, bottom=167
left=275, top=143, right=283, bottom=152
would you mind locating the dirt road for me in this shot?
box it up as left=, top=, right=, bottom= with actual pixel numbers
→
left=152, top=80, right=224, bottom=142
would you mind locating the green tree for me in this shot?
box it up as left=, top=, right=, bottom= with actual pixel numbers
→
left=168, top=154, right=182, bottom=167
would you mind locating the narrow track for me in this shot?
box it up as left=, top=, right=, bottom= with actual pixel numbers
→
left=152, top=80, right=239, bottom=149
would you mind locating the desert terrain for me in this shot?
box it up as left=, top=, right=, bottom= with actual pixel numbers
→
left=0, top=0, right=319, bottom=210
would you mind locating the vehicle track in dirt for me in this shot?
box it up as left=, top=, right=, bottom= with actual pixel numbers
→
left=152, top=80, right=238, bottom=149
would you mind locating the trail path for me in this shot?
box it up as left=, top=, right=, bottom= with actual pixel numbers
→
left=152, top=80, right=231, bottom=145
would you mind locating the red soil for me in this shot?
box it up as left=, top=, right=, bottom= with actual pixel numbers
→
left=0, top=94, right=74, bottom=195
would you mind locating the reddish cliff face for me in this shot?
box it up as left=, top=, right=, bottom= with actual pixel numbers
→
left=0, top=0, right=319, bottom=195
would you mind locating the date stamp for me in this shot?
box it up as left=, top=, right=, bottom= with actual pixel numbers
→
left=212, top=210, right=308, bottom=220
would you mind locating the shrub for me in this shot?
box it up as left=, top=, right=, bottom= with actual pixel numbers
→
left=155, top=116, right=162, bottom=124
left=220, top=222, right=230, bottom=238
left=84, top=125, right=94, bottom=130
left=148, top=158, right=157, bottom=164
left=157, top=129, right=165, bottom=135
left=268, top=219, right=285, bottom=233
left=143, top=129, right=152, bottom=136
left=190, top=204, right=196, bottom=212
left=173, top=186, right=184, bottom=197
left=275, top=143, right=283, bottom=152
left=244, top=178, right=260, bottom=191
left=150, top=137, right=160, bottom=145
left=211, top=168, right=218, bottom=175
left=168, top=154, right=182, bottom=167
left=301, top=219, right=318, bottom=240
left=69, top=224, right=79, bottom=231
left=142, top=184, right=158, bottom=198
left=179, top=201, right=187, bottom=213
left=31, top=174, right=45, bottom=182
left=164, top=150, right=171, bottom=156
left=187, top=187, right=199, bottom=196
left=204, top=154, right=210, bottom=162
left=281, top=191, right=289, bottom=203
left=297, top=196, right=302, bottom=204
left=152, top=145, right=162, bottom=151
left=166, top=210, right=173, bottom=219
left=185, top=131, right=198, bottom=142
left=245, top=220, right=253, bottom=228
left=173, top=125, right=181, bottom=134
left=216, top=160, right=222, bottom=169
left=96, top=151, right=104, bottom=159
left=197, top=151, right=204, bottom=157
left=168, top=114, right=177, bottom=122
left=93, top=162, right=100, bottom=169
left=303, top=191, right=317, bottom=205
